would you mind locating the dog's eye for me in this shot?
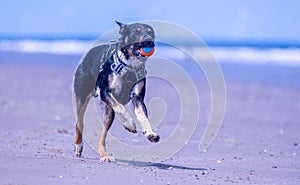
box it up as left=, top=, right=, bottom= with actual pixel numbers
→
left=147, top=28, right=152, bottom=32
left=136, top=27, right=141, bottom=33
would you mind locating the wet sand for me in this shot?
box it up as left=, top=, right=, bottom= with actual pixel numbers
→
left=0, top=51, right=299, bottom=184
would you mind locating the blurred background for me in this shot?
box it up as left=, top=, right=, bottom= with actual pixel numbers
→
left=1, top=0, right=300, bottom=65
left=1, top=0, right=300, bottom=42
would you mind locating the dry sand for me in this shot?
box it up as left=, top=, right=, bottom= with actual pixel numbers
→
left=0, top=51, right=299, bottom=184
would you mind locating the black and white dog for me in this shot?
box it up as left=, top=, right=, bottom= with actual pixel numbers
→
left=73, top=21, right=160, bottom=162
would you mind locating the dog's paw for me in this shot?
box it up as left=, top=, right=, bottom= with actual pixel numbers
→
left=74, top=143, right=83, bottom=158
left=100, top=155, right=115, bottom=163
left=144, top=131, right=160, bottom=143
left=124, top=125, right=137, bottom=133
left=123, top=118, right=137, bottom=133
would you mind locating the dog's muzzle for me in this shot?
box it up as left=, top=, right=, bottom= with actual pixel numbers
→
left=133, top=41, right=155, bottom=58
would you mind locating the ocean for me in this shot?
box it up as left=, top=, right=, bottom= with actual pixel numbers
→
left=1, top=38, right=300, bottom=67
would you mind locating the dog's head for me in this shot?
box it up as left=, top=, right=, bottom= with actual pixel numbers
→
left=116, top=21, right=155, bottom=61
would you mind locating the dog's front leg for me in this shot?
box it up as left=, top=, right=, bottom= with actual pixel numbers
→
left=100, top=87, right=137, bottom=133
left=131, top=80, right=160, bottom=143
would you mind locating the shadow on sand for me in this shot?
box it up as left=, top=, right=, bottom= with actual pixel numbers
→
left=115, top=159, right=207, bottom=171
left=78, top=156, right=207, bottom=171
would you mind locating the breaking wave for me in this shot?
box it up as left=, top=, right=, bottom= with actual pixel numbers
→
left=1, top=39, right=300, bottom=66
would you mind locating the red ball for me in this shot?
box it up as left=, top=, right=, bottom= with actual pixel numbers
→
left=139, top=47, right=155, bottom=57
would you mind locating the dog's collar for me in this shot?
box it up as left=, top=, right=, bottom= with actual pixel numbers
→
left=110, top=51, right=147, bottom=81
left=115, top=50, right=131, bottom=68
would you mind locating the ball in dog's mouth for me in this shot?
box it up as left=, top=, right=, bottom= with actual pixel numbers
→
left=139, top=47, right=155, bottom=57
left=134, top=41, right=155, bottom=59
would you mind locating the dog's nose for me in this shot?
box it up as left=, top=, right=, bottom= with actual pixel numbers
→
left=143, top=34, right=153, bottom=41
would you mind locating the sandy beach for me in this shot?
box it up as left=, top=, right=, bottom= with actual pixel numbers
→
left=0, top=50, right=299, bottom=185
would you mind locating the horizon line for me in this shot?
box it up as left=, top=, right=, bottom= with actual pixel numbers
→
left=1, top=34, right=300, bottom=48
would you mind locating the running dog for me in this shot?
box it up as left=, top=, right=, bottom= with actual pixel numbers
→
left=73, top=21, right=160, bottom=162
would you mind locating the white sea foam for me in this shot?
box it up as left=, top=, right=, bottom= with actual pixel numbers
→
left=205, top=47, right=300, bottom=66
left=158, top=46, right=300, bottom=67
left=1, top=39, right=300, bottom=67
left=0, top=39, right=91, bottom=55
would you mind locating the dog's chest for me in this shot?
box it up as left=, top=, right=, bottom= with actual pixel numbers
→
left=106, top=53, right=147, bottom=104
left=109, top=73, right=138, bottom=104
left=109, top=52, right=147, bottom=81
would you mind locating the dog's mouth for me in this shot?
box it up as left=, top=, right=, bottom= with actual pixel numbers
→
left=133, top=41, right=155, bottom=59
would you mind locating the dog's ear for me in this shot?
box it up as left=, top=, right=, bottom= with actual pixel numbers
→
left=115, top=20, right=127, bottom=35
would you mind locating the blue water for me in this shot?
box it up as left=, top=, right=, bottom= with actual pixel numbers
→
left=1, top=37, right=300, bottom=69
left=1, top=34, right=300, bottom=48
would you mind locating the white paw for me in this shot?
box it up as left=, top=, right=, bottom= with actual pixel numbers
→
left=74, top=143, right=83, bottom=158
left=123, top=118, right=137, bottom=133
left=143, top=131, right=160, bottom=143
left=100, top=155, right=115, bottom=163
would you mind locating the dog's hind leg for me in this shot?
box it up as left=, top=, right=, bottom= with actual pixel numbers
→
left=74, top=94, right=92, bottom=157
left=98, top=104, right=115, bottom=162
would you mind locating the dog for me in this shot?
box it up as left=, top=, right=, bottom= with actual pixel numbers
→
left=73, top=21, right=160, bottom=162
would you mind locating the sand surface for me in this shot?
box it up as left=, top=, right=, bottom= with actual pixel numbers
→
left=0, top=51, right=299, bottom=185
